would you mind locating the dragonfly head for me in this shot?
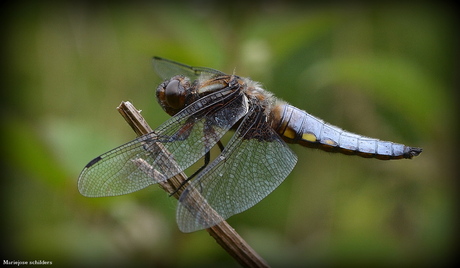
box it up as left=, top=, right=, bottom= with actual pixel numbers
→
left=156, top=75, right=196, bottom=116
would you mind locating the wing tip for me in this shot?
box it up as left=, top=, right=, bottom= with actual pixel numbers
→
left=84, top=156, right=102, bottom=168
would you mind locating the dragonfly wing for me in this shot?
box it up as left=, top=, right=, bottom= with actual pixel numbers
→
left=176, top=105, right=298, bottom=232
left=153, top=57, right=226, bottom=81
left=78, top=89, right=248, bottom=197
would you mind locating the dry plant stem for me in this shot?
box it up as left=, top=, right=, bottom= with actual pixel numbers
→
left=117, top=101, right=269, bottom=268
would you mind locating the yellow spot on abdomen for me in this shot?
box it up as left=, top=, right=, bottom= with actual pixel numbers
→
left=323, top=139, right=337, bottom=146
left=302, top=133, right=317, bottom=142
left=283, top=128, right=296, bottom=139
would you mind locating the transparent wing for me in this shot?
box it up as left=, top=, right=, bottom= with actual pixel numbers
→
left=153, top=57, right=226, bottom=81
left=78, top=90, right=248, bottom=197
left=176, top=105, right=298, bottom=232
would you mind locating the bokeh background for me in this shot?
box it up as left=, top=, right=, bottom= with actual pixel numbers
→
left=2, top=1, right=457, bottom=267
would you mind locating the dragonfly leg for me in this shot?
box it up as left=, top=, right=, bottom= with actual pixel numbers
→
left=194, top=140, right=225, bottom=193
left=168, top=151, right=210, bottom=196
left=169, top=140, right=226, bottom=196
left=217, top=140, right=225, bottom=152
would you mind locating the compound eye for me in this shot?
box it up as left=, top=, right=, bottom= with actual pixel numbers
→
left=165, top=79, right=186, bottom=109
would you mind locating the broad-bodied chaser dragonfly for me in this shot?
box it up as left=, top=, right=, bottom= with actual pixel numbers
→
left=78, top=57, right=422, bottom=232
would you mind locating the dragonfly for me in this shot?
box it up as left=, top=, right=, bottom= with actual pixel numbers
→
left=78, top=57, right=422, bottom=232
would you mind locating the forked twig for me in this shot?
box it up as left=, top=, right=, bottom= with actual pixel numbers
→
left=117, top=101, right=269, bottom=268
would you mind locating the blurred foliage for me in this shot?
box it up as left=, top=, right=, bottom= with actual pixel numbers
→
left=2, top=1, right=457, bottom=267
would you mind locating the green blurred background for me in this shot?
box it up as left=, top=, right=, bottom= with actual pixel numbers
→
left=2, top=1, right=457, bottom=267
